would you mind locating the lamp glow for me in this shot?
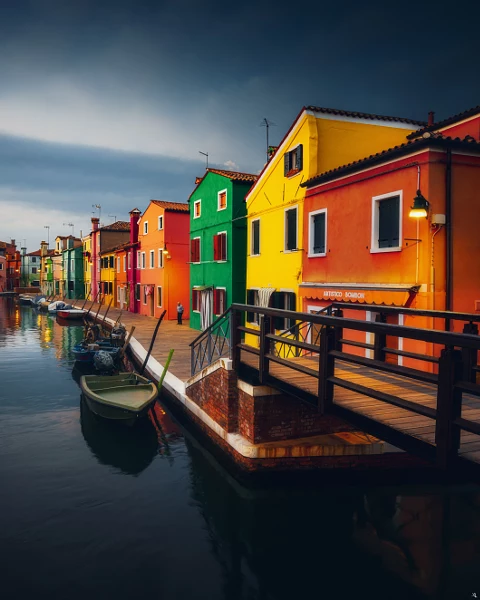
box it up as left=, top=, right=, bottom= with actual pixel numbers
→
left=409, top=190, right=429, bottom=219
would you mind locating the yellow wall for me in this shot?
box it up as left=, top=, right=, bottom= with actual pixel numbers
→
left=245, top=109, right=419, bottom=338
left=100, top=252, right=116, bottom=307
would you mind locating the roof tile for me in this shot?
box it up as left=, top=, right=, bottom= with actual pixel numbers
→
left=99, top=221, right=130, bottom=232
left=150, top=200, right=190, bottom=212
left=306, top=105, right=427, bottom=127
left=407, top=105, right=480, bottom=139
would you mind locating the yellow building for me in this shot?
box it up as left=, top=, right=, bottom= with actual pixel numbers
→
left=82, top=236, right=92, bottom=300
left=99, top=248, right=117, bottom=307
left=245, top=106, right=425, bottom=340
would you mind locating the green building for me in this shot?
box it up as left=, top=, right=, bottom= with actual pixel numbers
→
left=189, top=168, right=257, bottom=331
left=62, top=237, right=84, bottom=299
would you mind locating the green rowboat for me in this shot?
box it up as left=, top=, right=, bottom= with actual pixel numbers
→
left=80, top=372, right=159, bottom=426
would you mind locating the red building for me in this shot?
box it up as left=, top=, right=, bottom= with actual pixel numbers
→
left=5, top=240, right=21, bottom=291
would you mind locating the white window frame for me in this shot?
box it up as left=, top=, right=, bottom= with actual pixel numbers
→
left=215, top=287, right=227, bottom=315
left=370, top=190, right=403, bottom=254
left=308, top=208, right=327, bottom=257
left=217, top=189, right=227, bottom=211
left=141, top=252, right=146, bottom=269
left=158, top=215, right=164, bottom=230
left=157, top=286, right=162, bottom=307
left=215, top=231, right=227, bottom=262
left=158, top=248, right=164, bottom=268
left=284, top=205, right=298, bottom=253
left=251, top=218, right=260, bottom=256
left=117, top=286, right=120, bottom=305
left=143, top=221, right=148, bottom=235
left=117, top=257, right=121, bottom=273
left=149, top=250, right=155, bottom=269
left=123, top=256, right=126, bottom=272
left=128, top=252, right=131, bottom=270
left=193, top=199, right=201, bottom=219
left=192, top=288, right=201, bottom=313
left=137, top=251, right=140, bottom=267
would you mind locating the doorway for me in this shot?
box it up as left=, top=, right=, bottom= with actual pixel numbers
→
left=200, top=289, right=213, bottom=330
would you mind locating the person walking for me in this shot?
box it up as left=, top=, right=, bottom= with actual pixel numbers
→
left=177, top=301, right=184, bottom=325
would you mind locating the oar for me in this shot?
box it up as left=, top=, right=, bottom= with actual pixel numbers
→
left=85, top=290, right=99, bottom=317
left=157, top=349, right=174, bottom=391
left=139, top=310, right=167, bottom=375
left=81, top=291, right=91, bottom=310
left=100, top=298, right=113, bottom=333
left=118, top=326, right=136, bottom=360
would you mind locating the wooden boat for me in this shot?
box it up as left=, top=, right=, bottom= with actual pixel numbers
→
left=57, top=308, right=87, bottom=320
left=72, top=341, right=120, bottom=363
left=80, top=373, right=159, bottom=425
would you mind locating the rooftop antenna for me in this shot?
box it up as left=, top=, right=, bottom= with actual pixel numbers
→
left=260, top=118, right=276, bottom=162
left=92, top=204, right=101, bottom=224
left=108, top=214, right=117, bottom=223
left=199, top=151, right=208, bottom=170
left=63, top=222, right=75, bottom=236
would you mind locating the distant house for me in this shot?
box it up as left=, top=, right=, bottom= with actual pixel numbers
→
left=136, top=200, right=190, bottom=320
left=0, top=242, right=6, bottom=291
left=188, top=168, right=258, bottom=331
left=114, top=242, right=130, bottom=310
left=62, top=237, right=84, bottom=299
left=5, top=240, right=21, bottom=291
left=21, top=248, right=42, bottom=288
left=99, top=247, right=117, bottom=307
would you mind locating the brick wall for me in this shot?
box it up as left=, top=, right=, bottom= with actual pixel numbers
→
left=186, top=365, right=238, bottom=432
left=238, top=389, right=354, bottom=444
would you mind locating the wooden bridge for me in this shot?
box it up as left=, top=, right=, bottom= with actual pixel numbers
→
left=190, top=303, right=480, bottom=472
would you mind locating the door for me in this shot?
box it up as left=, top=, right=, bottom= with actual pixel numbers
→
left=119, top=287, right=125, bottom=310
left=200, top=289, right=213, bottom=330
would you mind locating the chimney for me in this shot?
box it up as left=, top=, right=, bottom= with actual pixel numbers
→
left=428, top=111, right=435, bottom=126
left=129, top=208, right=141, bottom=245
left=195, top=177, right=202, bottom=184
left=40, top=241, right=48, bottom=257
left=21, top=247, right=27, bottom=256
left=11, top=239, right=15, bottom=247
left=91, top=217, right=100, bottom=232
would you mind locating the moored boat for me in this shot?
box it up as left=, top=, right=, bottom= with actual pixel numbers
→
left=48, top=300, right=73, bottom=313
left=80, top=373, right=159, bottom=425
left=72, top=341, right=120, bottom=363
left=57, top=308, right=87, bottom=320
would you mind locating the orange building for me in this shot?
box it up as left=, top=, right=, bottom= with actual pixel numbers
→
left=301, top=105, right=480, bottom=364
left=114, top=242, right=130, bottom=310
left=137, top=200, right=190, bottom=320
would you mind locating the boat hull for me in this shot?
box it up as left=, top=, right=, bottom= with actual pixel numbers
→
left=57, top=309, right=87, bottom=320
left=72, top=343, right=120, bottom=363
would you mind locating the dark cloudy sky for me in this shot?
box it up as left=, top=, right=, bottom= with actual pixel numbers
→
left=1, top=0, right=479, bottom=250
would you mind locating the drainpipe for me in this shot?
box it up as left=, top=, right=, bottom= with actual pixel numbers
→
left=445, top=148, right=453, bottom=330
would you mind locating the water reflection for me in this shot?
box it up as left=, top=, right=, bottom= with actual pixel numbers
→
left=80, top=398, right=159, bottom=476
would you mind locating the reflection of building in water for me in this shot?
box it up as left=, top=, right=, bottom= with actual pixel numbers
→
left=353, top=491, right=480, bottom=598
left=51, top=318, right=84, bottom=360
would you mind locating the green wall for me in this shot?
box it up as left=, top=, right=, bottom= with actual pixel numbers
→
left=189, top=172, right=249, bottom=331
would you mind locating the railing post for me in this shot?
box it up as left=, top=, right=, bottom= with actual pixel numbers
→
left=259, top=314, right=271, bottom=384
left=462, top=322, right=479, bottom=383
left=333, top=308, right=343, bottom=351
left=318, top=325, right=335, bottom=413
left=373, top=313, right=387, bottom=362
left=190, top=343, right=195, bottom=376
left=435, top=347, right=463, bottom=469
left=230, top=309, right=242, bottom=370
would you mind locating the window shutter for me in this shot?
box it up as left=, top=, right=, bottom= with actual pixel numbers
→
left=378, top=196, right=400, bottom=248
left=271, top=292, right=284, bottom=330
left=191, top=238, right=199, bottom=263
left=192, top=289, right=198, bottom=311
left=246, top=289, right=255, bottom=322
left=213, top=234, right=219, bottom=261
left=220, top=233, right=226, bottom=260
left=219, top=289, right=226, bottom=314
left=287, top=292, right=296, bottom=328
left=252, top=220, right=260, bottom=255
left=284, top=152, right=290, bottom=176
left=296, top=144, right=303, bottom=171
left=313, top=212, right=326, bottom=254
left=213, top=288, right=219, bottom=315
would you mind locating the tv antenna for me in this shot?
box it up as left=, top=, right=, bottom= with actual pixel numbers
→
left=260, top=118, right=276, bottom=162
left=63, top=222, right=75, bottom=236
left=92, top=204, right=101, bottom=223
left=199, top=151, right=209, bottom=170
left=108, top=214, right=117, bottom=223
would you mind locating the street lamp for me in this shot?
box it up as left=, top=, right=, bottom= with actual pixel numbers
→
left=409, top=190, right=429, bottom=219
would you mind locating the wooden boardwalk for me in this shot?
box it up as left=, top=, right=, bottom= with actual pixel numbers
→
left=78, top=303, right=199, bottom=382
left=239, top=351, right=480, bottom=466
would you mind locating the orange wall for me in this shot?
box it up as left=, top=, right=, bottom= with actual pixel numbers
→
left=137, top=205, right=190, bottom=320
left=439, top=116, right=480, bottom=141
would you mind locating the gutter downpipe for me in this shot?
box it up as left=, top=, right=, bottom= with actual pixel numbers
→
left=445, top=148, right=453, bottom=331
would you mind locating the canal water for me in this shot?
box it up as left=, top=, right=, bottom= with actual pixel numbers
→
left=1, top=298, right=479, bottom=600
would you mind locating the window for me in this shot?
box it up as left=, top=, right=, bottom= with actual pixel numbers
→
left=285, top=207, right=298, bottom=251
left=117, top=257, right=121, bottom=273
left=68, top=280, right=74, bottom=291
left=213, top=232, right=227, bottom=261
left=158, top=249, right=164, bottom=268
left=135, top=284, right=140, bottom=301
left=308, top=209, right=327, bottom=256
left=213, top=288, right=226, bottom=315
left=137, top=251, right=141, bottom=267
left=128, top=252, right=131, bottom=270
left=31, top=257, right=36, bottom=263
left=218, top=189, right=227, bottom=211
left=150, top=250, right=155, bottom=268
left=143, top=221, right=148, bottom=235
left=123, top=256, right=126, bottom=272
left=284, top=144, right=303, bottom=177
left=272, top=291, right=296, bottom=330
left=191, top=237, right=201, bottom=263
left=0, top=263, right=4, bottom=270
left=157, top=286, right=162, bottom=307
left=193, top=200, right=201, bottom=219
left=158, top=215, right=164, bottom=230
left=31, top=267, right=37, bottom=274
left=251, top=219, right=260, bottom=256
left=192, top=288, right=201, bottom=311
left=371, top=191, right=402, bottom=253
left=141, top=252, right=146, bottom=269
left=246, top=289, right=259, bottom=324
left=143, top=286, right=147, bottom=304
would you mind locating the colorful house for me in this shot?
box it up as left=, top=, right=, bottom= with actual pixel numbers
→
left=20, top=248, right=42, bottom=288
left=5, top=240, right=21, bottom=291
left=0, top=242, right=6, bottom=292
left=137, top=200, right=190, bottom=320
left=62, top=237, right=84, bottom=299
left=86, top=217, right=130, bottom=303
left=40, top=241, right=55, bottom=296
left=82, top=234, right=92, bottom=300
left=244, top=106, right=426, bottom=340
left=114, top=242, right=129, bottom=310
left=300, top=104, right=480, bottom=365
left=99, top=248, right=117, bottom=307
left=189, top=169, right=257, bottom=331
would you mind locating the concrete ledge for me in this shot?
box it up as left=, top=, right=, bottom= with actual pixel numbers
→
left=237, top=379, right=282, bottom=397
left=185, top=357, right=232, bottom=389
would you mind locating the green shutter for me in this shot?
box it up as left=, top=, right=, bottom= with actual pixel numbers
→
left=296, top=144, right=303, bottom=171
left=378, top=196, right=400, bottom=248
left=284, top=153, right=290, bottom=176
left=252, top=220, right=260, bottom=255
left=286, top=208, right=297, bottom=250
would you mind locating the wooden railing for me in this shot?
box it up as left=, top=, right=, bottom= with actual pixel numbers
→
left=229, top=303, right=480, bottom=470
